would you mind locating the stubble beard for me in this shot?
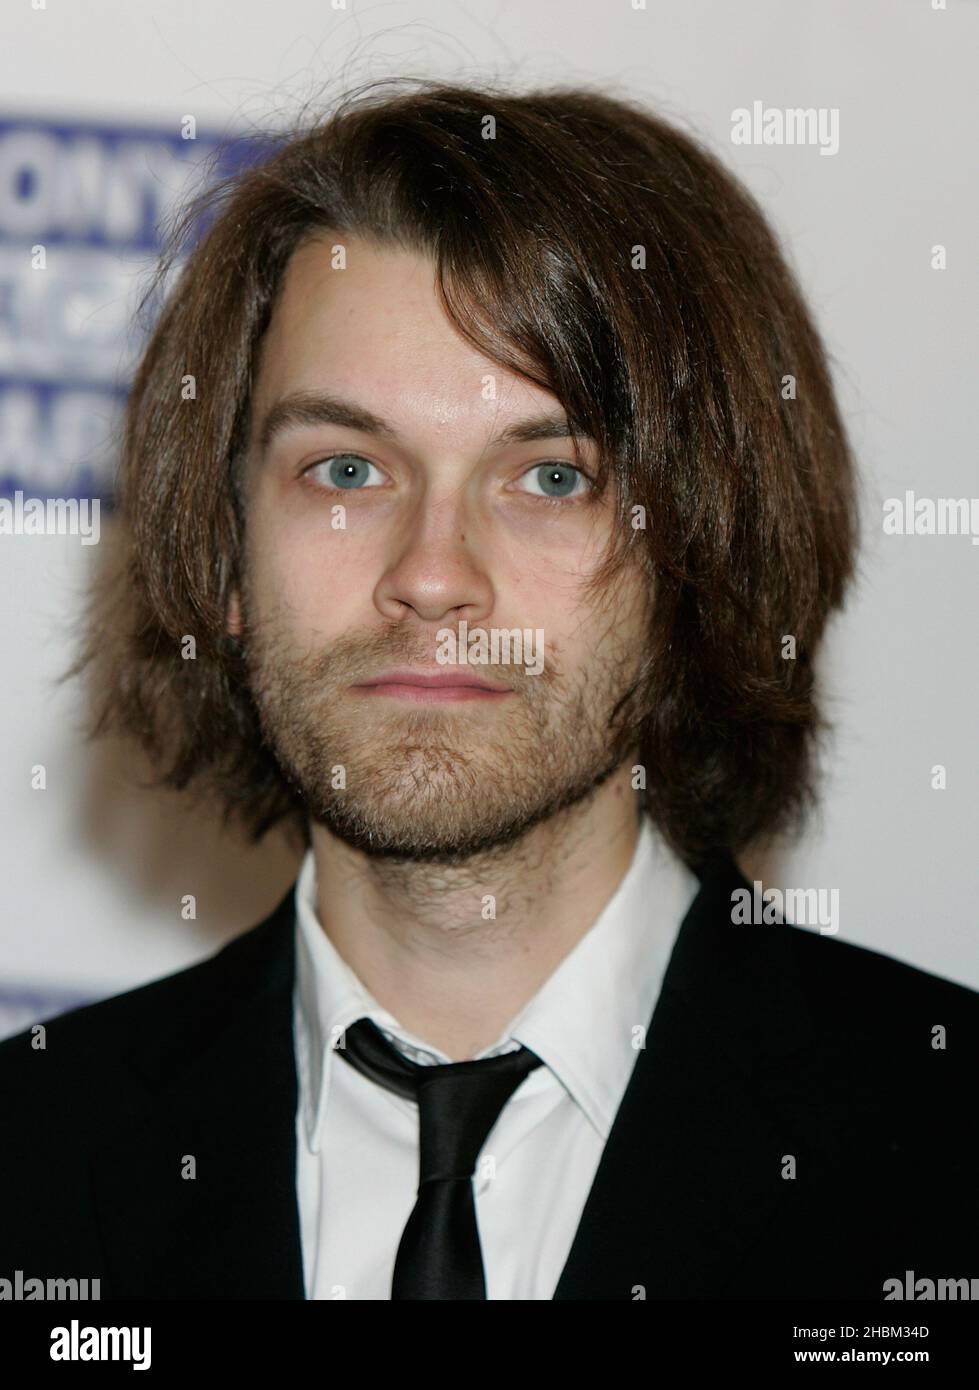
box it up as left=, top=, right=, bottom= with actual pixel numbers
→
left=242, top=602, right=644, bottom=865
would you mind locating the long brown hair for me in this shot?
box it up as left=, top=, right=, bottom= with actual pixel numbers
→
left=72, top=77, right=859, bottom=867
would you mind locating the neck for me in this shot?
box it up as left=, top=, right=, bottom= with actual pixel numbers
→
left=308, top=762, right=642, bottom=1060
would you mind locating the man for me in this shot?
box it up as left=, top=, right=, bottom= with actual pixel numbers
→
left=1, top=79, right=976, bottom=1301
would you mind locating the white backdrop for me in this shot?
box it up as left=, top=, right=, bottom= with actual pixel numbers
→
left=1, top=0, right=976, bottom=1038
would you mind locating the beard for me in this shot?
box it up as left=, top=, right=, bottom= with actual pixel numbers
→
left=240, top=598, right=645, bottom=865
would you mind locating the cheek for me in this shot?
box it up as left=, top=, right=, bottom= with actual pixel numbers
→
left=497, top=565, right=608, bottom=677
left=501, top=505, right=621, bottom=629
left=246, top=511, right=378, bottom=636
left=497, top=524, right=610, bottom=618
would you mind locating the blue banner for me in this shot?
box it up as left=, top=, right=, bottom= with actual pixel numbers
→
left=0, top=114, right=265, bottom=506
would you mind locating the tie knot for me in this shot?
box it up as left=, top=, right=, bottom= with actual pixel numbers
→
left=336, top=1018, right=543, bottom=1181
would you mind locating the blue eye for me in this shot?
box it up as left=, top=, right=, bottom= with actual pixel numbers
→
left=518, top=463, right=591, bottom=500
left=306, top=454, right=384, bottom=489
left=301, top=455, right=593, bottom=500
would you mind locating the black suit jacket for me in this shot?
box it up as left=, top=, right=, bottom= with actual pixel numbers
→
left=1, top=852, right=977, bottom=1300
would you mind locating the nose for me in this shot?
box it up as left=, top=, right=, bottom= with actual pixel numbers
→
left=372, top=486, right=495, bottom=629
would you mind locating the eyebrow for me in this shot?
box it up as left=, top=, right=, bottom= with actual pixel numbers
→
left=255, top=389, right=588, bottom=458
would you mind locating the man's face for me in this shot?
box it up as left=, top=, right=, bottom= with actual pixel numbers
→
left=231, top=232, right=650, bottom=862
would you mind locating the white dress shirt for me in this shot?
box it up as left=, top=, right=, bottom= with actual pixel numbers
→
left=292, top=816, right=700, bottom=1300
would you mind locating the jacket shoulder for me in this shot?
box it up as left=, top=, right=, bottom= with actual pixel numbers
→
left=0, top=887, right=296, bottom=1100
left=776, top=918, right=979, bottom=1115
left=784, top=917, right=979, bottom=1018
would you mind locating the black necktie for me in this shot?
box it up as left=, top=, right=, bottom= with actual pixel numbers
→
left=335, top=1016, right=544, bottom=1299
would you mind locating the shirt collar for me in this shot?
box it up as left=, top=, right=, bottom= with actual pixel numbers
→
left=293, top=817, right=700, bottom=1152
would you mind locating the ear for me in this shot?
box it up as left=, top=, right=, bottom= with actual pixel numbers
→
left=226, top=587, right=242, bottom=638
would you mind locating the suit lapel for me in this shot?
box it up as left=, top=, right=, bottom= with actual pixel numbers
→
left=553, top=852, right=821, bottom=1299
left=90, top=891, right=305, bottom=1298
left=90, top=850, right=824, bottom=1300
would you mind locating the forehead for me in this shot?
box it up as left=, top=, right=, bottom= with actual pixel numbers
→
left=249, top=232, right=565, bottom=442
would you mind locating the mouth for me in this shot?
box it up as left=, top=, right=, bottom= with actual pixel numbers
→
left=349, top=667, right=514, bottom=704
